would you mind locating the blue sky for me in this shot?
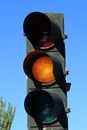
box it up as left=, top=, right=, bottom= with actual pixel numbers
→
left=0, top=1, right=87, bottom=130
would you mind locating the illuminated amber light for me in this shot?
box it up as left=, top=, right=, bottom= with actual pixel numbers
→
left=32, top=56, right=55, bottom=84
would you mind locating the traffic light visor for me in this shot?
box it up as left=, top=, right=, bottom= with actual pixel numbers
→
left=24, top=90, right=57, bottom=124
left=23, top=12, right=51, bottom=46
left=23, top=50, right=55, bottom=84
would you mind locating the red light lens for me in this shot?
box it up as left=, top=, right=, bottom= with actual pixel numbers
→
left=37, top=32, right=52, bottom=47
left=40, top=40, right=52, bottom=47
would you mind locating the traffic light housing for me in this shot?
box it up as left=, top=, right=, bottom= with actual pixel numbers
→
left=23, top=11, right=70, bottom=130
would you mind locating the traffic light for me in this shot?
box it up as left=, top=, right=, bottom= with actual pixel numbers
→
left=23, top=11, right=70, bottom=130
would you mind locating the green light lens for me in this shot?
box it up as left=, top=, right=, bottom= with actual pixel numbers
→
left=38, top=104, right=56, bottom=122
left=33, top=91, right=56, bottom=123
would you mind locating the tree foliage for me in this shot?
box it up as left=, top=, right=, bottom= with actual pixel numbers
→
left=0, top=97, right=16, bottom=130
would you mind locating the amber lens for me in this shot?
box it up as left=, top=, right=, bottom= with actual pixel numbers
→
left=32, top=56, right=55, bottom=84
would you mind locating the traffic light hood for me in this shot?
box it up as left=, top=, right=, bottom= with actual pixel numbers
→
left=23, top=12, right=51, bottom=47
left=23, top=50, right=63, bottom=86
left=24, top=89, right=64, bottom=125
left=23, top=12, right=65, bottom=58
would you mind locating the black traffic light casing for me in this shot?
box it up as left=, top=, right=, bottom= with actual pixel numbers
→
left=23, top=12, right=70, bottom=130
